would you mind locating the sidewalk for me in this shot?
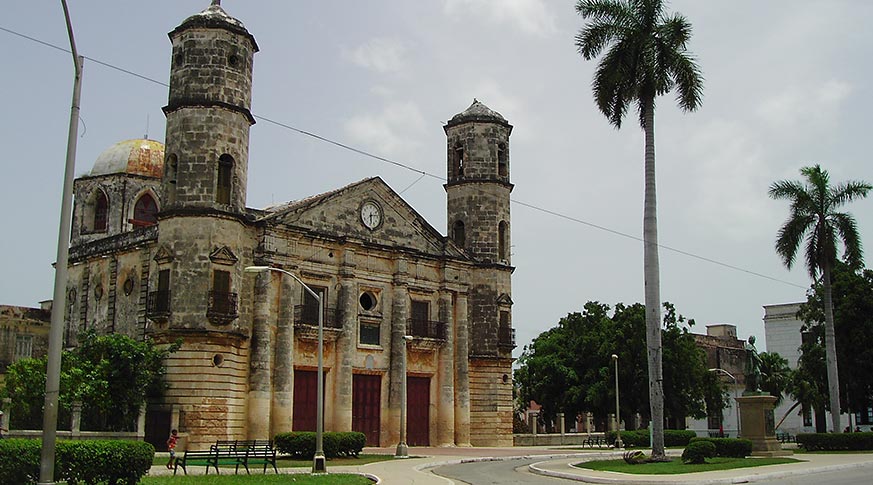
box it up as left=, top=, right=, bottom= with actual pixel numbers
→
left=147, top=446, right=873, bottom=484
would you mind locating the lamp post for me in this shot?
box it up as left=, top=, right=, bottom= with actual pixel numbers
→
left=245, top=266, right=326, bottom=473
left=41, top=2, right=82, bottom=483
left=395, top=334, right=414, bottom=458
left=709, top=368, right=740, bottom=437
left=611, top=354, right=623, bottom=449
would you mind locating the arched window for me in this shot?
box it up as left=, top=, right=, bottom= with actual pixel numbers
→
left=497, top=143, right=508, bottom=177
left=498, top=221, right=508, bottom=260
left=452, top=220, right=465, bottom=248
left=216, top=154, right=234, bottom=205
left=165, top=154, right=178, bottom=205
left=87, top=189, right=109, bottom=233
left=453, top=143, right=465, bottom=178
left=132, top=193, right=158, bottom=227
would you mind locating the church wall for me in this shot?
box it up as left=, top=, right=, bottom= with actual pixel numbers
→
left=468, top=357, right=514, bottom=446
left=71, top=174, right=161, bottom=246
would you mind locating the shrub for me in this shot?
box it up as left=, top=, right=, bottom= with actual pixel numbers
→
left=606, top=429, right=649, bottom=448
left=681, top=440, right=715, bottom=464
left=665, top=429, right=698, bottom=447
left=274, top=431, right=367, bottom=459
left=797, top=432, right=873, bottom=451
left=0, top=438, right=154, bottom=485
left=689, top=437, right=752, bottom=457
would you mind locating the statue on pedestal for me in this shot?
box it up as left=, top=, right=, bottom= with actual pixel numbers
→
left=744, top=335, right=763, bottom=394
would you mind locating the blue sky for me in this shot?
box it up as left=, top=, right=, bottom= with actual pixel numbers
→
left=2, top=1, right=872, bottom=355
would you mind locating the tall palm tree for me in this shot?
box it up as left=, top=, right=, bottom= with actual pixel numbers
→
left=769, top=165, right=871, bottom=434
left=575, top=0, right=703, bottom=459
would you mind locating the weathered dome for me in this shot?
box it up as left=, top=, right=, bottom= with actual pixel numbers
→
left=446, top=99, right=510, bottom=127
left=171, top=1, right=258, bottom=50
left=90, top=139, right=164, bottom=178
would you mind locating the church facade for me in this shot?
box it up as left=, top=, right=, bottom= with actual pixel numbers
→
left=63, top=3, right=515, bottom=450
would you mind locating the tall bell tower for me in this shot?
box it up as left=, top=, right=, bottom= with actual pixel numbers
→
left=444, top=99, right=515, bottom=446
left=151, top=1, right=259, bottom=449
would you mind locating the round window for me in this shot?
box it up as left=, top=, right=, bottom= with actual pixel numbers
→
left=212, top=354, right=224, bottom=367
left=359, top=292, right=377, bottom=311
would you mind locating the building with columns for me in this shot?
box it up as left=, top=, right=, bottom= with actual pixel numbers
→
left=60, top=2, right=515, bottom=450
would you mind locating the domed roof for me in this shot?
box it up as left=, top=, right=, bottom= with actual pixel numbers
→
left=90, top=139, right=164, bottom=178
left=171, top=1, right=258, bottom=51
left=446, top=99, right=510, bottom=128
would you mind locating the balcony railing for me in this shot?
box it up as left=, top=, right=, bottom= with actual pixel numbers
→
left=147, top=290, right=171, bottom=321
left=294, top=305, right=341, bottom=328
left=498, top=326, right=516, bottom=348
left=207, top=291, right=239, bottom=324
left=408, top=319, right=447, bottom=341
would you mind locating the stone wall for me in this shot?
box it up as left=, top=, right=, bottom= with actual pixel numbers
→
left=468, top=356, right=513, bottom=446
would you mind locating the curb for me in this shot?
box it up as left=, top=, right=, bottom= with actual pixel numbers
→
left=528, top=454, right=873, bottom=484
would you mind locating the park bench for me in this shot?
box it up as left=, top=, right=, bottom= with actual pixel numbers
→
left=582, top=435, right=611, bottom=449
left=174, top=439, right=277, bottom=475
left=776, top=432, right=795, bottom=443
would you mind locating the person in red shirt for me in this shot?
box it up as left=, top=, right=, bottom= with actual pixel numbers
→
left=166, top=429, right=178, bottom=469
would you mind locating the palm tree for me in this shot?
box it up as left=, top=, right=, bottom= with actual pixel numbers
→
left=758, top=352, right=792, bottom=407
left=575, top=0, right=703, bottom=459
left=769, top=165, right=871, bottom=434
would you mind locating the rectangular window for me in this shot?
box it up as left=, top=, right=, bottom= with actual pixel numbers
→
left=359, top=323, right=381, bottom=346
left=300, top=286, right=326, bottom=325
left=802, top=405, right=813, bottom=427
left=211, top=270, right=232, bottom=314
left=154, top=269, right=171, bottom=313
left=410, top=301, right=429, bottom=336
left=14, top=335, right=33, bottom=361
left=216, top=155, right=233, bottom=205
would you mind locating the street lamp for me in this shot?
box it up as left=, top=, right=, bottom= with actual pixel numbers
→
left=395, top=334, right=414, bottom=458
left=245, top=266, right=326, bottom=473
left=611, top=354, right=623, bottom=449
left=709, top=368, right=740, bottom=437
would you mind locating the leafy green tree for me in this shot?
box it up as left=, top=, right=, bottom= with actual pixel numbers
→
left=798, top=261, right=873, bottom=429
left=575, top=0, right=703, bottom=461
left=758, top=352, right=792, bottom=407
left=769, top=165, right=871, bottom=433
left=0, top=332, right=179, bottom=431
left=515, top=301, right=720, bottom=435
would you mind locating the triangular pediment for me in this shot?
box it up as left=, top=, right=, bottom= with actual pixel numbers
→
left=497, top=293, right=514, bottom=307
left=209, top=246, right=239, bottom=265
left=259, top=177, right=465, bottom=259
left=153, top=244, right=174, bottom=264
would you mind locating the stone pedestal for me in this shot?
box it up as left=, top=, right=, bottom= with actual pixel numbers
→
left=736, top=394, right=793, bottom=457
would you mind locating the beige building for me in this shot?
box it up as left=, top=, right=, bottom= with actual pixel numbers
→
left=60, top=2, right=515, bottom=450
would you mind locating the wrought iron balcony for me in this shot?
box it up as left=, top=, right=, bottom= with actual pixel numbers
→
left=294, top=305, right=341, bottom=329
left=498, top=326, right=516, bottom=348
left=207, top=291, right=239, bottom=324
left=408, top=319, right=447, bottom=341
left=146, top=290, right=171, bottom=322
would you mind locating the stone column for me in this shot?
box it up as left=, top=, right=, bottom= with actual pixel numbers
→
left=71, top=401, right=82, bottom=438
left=334, top=250, right=357, bottom=432
left=137, top=406, right=147, bottom=440
left=271, top=276, right=295, bottom=436
left=388, top=259, right=409, bottom=446
left=436, top=289, right=456, bottom=446
left=453, top=291, right=471, bottom=446
left=247, top=270, right=273, bottom=438
left=558, top=413, right=565, bottom=436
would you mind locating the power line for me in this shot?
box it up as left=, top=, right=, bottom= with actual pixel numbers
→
left=1, top=25, right=808, bottom=291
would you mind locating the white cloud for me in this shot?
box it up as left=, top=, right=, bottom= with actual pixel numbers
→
left=343, top=101, right=428, bottom=157
left=756, top=79, right=852, bottom=129
left=343, top=37, right=409, bottom=73
left=443, top=0, right=557, bottom=36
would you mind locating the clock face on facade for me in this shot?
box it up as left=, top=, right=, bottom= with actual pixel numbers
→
left=360, top=201, right=382, bottom=230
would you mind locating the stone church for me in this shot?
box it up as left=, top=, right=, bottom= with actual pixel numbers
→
left=63, top=2, right=515, bottom=450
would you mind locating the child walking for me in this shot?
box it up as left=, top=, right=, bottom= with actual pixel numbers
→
left=166, top=429, right=178, bottom=469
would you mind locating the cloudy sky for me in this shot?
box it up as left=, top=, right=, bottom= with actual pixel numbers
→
left=2, top=1, right=872, bottom=357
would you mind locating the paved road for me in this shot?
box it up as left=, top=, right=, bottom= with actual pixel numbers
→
left=751, top=462, right=873, bottom=485
left=433, top=458, right=574, bottom=484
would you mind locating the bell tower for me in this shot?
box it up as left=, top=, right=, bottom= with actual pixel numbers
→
left=444, top=99, right=515, bottom=446
left=161, top=0, right=258, bottom=213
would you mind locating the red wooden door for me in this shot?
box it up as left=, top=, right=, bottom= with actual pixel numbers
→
left=407, top=376, right=430, bottom=446
left=293, top=370, right=318, bottom=431
left=353, top=374, right=382, bottom=446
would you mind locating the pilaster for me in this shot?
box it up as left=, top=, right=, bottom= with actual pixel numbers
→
left=453, top=291, right=471, bottom=446
left=388, top=258, right=409, bottom=446
left=334, top=250, right=357, bottom=431
left=247, top=270, right=272, bottom=438
left=437, top=288, right=456, bottom=446
left=271, top=276, right=294, bottom=436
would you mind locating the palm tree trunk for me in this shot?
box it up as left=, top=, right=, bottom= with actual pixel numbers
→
left=642, top=101, right=666, bottom=460
left=822, top=261, right=842, bottom=432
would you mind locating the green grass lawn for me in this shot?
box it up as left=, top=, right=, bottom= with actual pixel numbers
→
left=574, top=456, right=801, bottom=474
left=141, top=474, right=372, bottom=484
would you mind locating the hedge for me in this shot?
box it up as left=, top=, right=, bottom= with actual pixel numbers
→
left=796, top=432, right=873, bottom=451
left=274, top=431, right=366, bottom=459
left=606, top=429, right=697, bottom=448
left=681, top=440, right=715, bottom=464
left=0, top=438, right=154, bottom=485
left=689, top=437, right=752, bottom=457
